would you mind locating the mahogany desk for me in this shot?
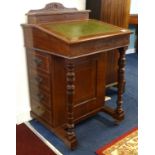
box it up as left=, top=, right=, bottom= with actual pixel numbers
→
left=22, top=3, right=131, bottom=150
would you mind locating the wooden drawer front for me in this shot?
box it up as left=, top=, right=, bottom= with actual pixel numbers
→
left=30, top=51, right=50, bottom=73
left=31, top=87, right=51, bottom=109
left=30, top=70, right=50, bottom=92
left=31, top=102, right=52, bottom=124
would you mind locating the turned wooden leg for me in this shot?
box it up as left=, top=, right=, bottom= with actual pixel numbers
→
left=115, top=47, right=127, bottom=121
left=66, top=61, right=77, bottom=150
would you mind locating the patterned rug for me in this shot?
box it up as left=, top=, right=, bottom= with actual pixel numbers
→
left=96, top=128, right=138, bottom=155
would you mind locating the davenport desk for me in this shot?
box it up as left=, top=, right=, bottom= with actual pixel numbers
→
left=22, top=3, right=131, bottom=149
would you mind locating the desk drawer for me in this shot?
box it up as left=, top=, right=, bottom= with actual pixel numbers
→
left=29, top=51, right=50, bottom=73
left=31, top=102, right=52, bottom=124
left=31, top=87, right=51, bottom=109
left=29, top=70, right=50, bottom=92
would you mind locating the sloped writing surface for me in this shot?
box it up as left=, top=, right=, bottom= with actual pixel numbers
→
left=40, top=20, right=126, bottom=42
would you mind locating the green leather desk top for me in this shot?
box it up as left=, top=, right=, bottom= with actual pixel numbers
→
left=40, top=19, right=129, bottom=43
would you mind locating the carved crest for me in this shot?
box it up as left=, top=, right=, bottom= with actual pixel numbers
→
left=28, top=2, right=77, bottom=14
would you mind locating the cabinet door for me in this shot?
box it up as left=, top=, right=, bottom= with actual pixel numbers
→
left=73, top=53, right=107, bottom=122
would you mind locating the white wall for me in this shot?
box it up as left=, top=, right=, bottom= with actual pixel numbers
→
left=130, top=0, right=138, bottom=14
left=2, top=0, right=85, bottom=124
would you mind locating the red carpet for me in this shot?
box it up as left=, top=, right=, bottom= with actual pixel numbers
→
left=96, top=128, right=138, bottom=155
left=16, top=124, right=56, bottom=155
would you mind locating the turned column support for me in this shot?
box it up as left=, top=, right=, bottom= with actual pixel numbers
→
left=115, top=47, right=127, bottom=121
left=66, top=61, right=77, bottom=149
